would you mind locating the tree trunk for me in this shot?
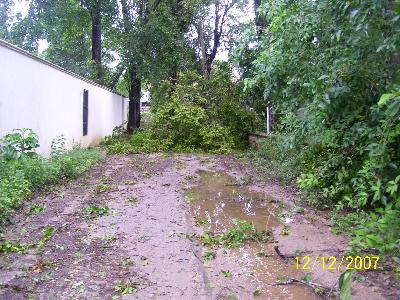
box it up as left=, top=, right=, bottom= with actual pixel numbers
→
left=127, top=64, right=141, bottom=133
left=197, top=19, right=208, bottom=78
left=254, top=0, right=266, bottom=41
left=91, top=0, right=102, bottom=81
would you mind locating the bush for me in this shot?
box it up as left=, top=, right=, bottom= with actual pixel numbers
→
left=102, top=100, right=237, bottom=154
left=0, top=130, right=102, bottom=222
left=0, top=128, right=40, bottom=160
left=152, top=100, right=207, bottom=150
left=215, top=100, right=255, bottom=149
left=199, top=124, right=234, bottom=154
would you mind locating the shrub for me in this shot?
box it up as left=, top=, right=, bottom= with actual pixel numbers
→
left=215, top=100, right=255, bottom=149
left=0, top=128, right=40, bottom=160
left=0, top=129, right=102, bottom=222
left=152, top=100, right=207, bottom=150
left=102, top=100, right=237, bottom=154
left=199, top=124, right=234, bottom=154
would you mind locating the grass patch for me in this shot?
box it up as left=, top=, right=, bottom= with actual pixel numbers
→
left=0, top=147, right=102, bottom=223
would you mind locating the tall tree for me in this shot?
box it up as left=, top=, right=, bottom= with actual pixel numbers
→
left=119, top=0, right=196, bottom=132
left=195, top=0, right=246, bottom=79
left=253, top=0, right=266, bottom=41
left=82, top=0, right=104, bottom=81
left=0, top=0, right=13, bottom=40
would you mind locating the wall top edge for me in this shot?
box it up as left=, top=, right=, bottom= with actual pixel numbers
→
left=0, top=39, right=128, bottom=99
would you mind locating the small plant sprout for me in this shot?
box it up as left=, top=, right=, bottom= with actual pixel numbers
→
left=30, top=204, right=46, bottom=213
left=126, top=197, right=138, bottom=204
left=280, top=225, right=290, bottom=236
left=94, top=183, right=111, bottom=194
left=114, top=280, right=139, bottom=295
left=195, top=217, right=210, bottom=226
left=85, top=206, right=109, bottom=216
left=221, top=270, right=233, bottom=278
left=203, top=250, right=216, bottom=261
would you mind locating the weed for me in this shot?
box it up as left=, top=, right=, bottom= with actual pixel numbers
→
left=114, top=280, right=139, bottom=294
left=330, top=211, right=367, bottom=236
left=294, top=248, right=305, bottom=255
left=280, top=225, right=290, bottom=236
left=221, top=270, right=233, bottom=278
left=20, top=227, right=28, bottom=235
left=123, top=259, right=136, bottom=266
left=126, top=197, right=138, bottom=204
left=195, top=217, right=210, bottom=226
left=278, top=202, right=286, bottom=209
left=94, top=183, right=111, bottom=194
left=85, top=206, right=109, bottom=216
left=203, top=250, right=216, bottom=261
left=303, top=273, right=313, bottom=283
left=354, top=274, right=366, bottom=282
left=0, top=226, right=55, bottom=253
left=185, top=193, right=193, bottom=203
left=0, top=241, right=31, bottom=253
left=30, top=204, right=46, bottom=213
left=0, top=140, right=102, bottom=222
left=256, top=250, right=268, bottom=257
left=138, top=235, right=151, bottom=243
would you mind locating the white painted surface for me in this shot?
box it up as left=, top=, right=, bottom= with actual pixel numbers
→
left=0, top=40, right=128, bottom=155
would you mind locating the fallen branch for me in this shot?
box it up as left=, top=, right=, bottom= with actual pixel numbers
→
left=274, top=246, right=296, bottom=259
left=272, top=277, right=331, bottom=291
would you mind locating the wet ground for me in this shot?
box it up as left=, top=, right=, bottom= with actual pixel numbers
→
left=0, top=153, right=395, bottom=299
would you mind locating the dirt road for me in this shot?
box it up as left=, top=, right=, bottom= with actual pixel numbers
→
left=0, top=154, right=391, bottom=299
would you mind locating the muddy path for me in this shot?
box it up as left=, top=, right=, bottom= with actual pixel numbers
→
left=0, top=153, right=391, bottom=299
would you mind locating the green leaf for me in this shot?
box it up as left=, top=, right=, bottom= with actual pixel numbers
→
left=339, top=270, right=353, bottom=300
left=378, top=93, right=394, bottom=106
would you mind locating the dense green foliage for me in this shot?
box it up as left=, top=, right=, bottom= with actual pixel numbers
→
left=239, top=0, right=400, bottom=254
left=103, top=66, right=255, bottom=154
left=0, top=131, right=102, bottom=222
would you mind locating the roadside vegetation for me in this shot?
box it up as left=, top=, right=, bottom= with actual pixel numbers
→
left=239, top=0, right=400, bottom=260
left=0, top=129, right=102, bottom=223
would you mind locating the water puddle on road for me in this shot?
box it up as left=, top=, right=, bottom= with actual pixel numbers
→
left=189, top=171, right=320, bottom=300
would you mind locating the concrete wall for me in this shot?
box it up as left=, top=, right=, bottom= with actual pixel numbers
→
left=0, top=40, right=129, bottom=155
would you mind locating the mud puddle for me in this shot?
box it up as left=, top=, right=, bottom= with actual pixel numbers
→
left=189, top=171, right=320, bottom=299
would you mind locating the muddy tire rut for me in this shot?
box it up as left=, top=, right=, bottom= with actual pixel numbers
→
left=0, top=153, right=390, bottom=299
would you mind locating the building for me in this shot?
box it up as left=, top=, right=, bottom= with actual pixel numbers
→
left=0, top=39, right=129, bottom=155
left=140, top=90, right=151, bottom=113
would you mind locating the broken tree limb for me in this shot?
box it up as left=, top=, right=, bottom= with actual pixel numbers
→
left=272, top=278, right=331, bottom=291
left=274, top=246, right=296, bottom=259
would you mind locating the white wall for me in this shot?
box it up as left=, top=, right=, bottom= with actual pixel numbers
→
left=0, top=40, right=128, bottom=155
